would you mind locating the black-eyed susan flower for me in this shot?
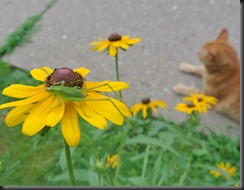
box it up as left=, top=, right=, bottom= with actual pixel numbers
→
left=90, top=33, right=141, bottom=57
left=175, top=93, right=217, bottom=114
left=130, top=98, right=167, bottom=119
left=0, top=67, right=132, bottom=147
left=183, top=93, right=218, bottom=109
left=174, top=101, right=205, bottom=114
left=210, top=162, right=237, bottom=179
left=106, top=154, right=119, bottom=169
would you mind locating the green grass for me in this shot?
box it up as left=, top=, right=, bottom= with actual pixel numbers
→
left=0, top=101, right=240, bottom=186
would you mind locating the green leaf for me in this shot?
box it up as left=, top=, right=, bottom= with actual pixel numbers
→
left=192, top=148, right=208, bottom=156
left=125, top=135, right=180, bottom=156
left=127, top=176, right=150, bottom=186
left=88, top=170, right=99, bottom=186
left=49, top=169, right=89, bottom=183
left=88, top=157, right=99, bottom=186
left=129, top=151, right=154, bottom=162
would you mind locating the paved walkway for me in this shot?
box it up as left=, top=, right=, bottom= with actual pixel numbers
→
left=0, top=0, right=240, bottom=135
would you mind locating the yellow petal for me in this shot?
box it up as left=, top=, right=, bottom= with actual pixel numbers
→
left=148, top=104, right=157, bottom=113
left=151, top=100, right=167, bottom=108
left=90, top=41, right=109, bottom=52
left=112, top=41, right=123, bottom=47
left=30, top=67, right=53, bottom=81
left=61, top=102, right=80, bottom=147
left=122, top=35, right=129, bottom=40
left=218, top=162, right=225, bottom=169
left=73, top=101, right=107, bottom=129
left=22, top=96, right=56, bottom=136
left=130, top=103, right=143, bottom=115
left=5, top=104, right=35, bottom=126
left=142, top=105, right=147, bottom=118
left=89, top=41, right=100, bottom=45
left=84, top=81, right=129, bottom=92
left=2, top=84, right=46, bottom=98
left=125, top=38, right=141, bottom=45
left=97, top=41, right=110, bottom=52
left=226, top=162, right=230, bottom=169
left=228, top=167, right=237, bottom=175
left=109, top=45, right=117, bottom=56
left=0, top=90, right=50, bottom=109
left=73, top=67, right=90, bottom=77
left=46, top=98, right=65, bottom=127
left=119, top=41, right=129, bottom=49
left=85, top=91, right=132, bottom=125
left=91, top=44, right=102, bottom=51
left=91, top=91, right=132, bottom=117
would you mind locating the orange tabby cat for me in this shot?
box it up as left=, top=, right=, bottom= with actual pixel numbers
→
left=173, top=28, right=240, bottom=122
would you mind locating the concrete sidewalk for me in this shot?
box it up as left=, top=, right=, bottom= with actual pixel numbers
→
left=0, top=0, right=241, bottom=135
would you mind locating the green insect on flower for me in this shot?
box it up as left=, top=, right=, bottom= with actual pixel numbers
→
left=0, top=67, right=132, bottom=147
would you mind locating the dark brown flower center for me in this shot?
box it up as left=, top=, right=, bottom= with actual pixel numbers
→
left=45, top=67, right=84, bottom=87
left=187, top=102, right=195, bottom=108
left=197, top=97, right=203, bottom=102
left=142, top=98, right=151, bottom=105
left=108, top=33, right=122, bottom=42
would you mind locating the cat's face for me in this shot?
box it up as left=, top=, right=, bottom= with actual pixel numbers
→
left=198, top=29, right=238, bottom=70
left=198, top=42, right=223, bottom=67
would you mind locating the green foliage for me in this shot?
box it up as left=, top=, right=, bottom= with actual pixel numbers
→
left=28, top=115, right=239, bottom=186
left=0, top=153, right=21, bottom=178
left=0, top=61, right=39, bottom=104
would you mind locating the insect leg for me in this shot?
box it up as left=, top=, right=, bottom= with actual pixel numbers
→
left=82, top=98, right=134, bottom=130
left=82, top=82, right=124, bottom=102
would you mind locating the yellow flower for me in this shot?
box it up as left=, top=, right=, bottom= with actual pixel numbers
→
left=175, top=93, right=217, bottom=114
left=106, top=154, right=119, bottom=169
left=174, top=101, right=204, bottom=114
left=0, top=67, right=132, bottom=147
left=210, top=162, right=237, bottom=179
left=130, top=98, right=167, bottom=119
left=183, top=93, right=218, bottom=109
left=90, top=33, right=141, bottom=57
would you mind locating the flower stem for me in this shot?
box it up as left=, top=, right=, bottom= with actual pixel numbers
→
left=64, top=140, right=76, bottom=186
left=115, top=50, right=123, bottom=100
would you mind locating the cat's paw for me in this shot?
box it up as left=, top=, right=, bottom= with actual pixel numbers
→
left=179, top=62, right=194, bottom=73
left=173, top=83, right=188, bottom=95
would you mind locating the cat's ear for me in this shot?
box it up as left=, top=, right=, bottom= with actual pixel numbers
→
left=216, top=28, right=228, bottom=41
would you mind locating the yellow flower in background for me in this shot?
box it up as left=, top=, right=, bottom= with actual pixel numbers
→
left=106, top=154, right=119, bottom=169
left=183, top=93, right=218, bottom=109
left=90, top=33, right=141, bottom=57
left=0, top=67, right=132, bottom=147
left=130, top=98, right=167, bottom=119
left=174, top=101, right=204, bottom=114
left=210, top=162, right=237, bottom=179
left=175, top=93, right=217, bottom=114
